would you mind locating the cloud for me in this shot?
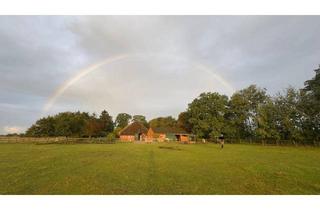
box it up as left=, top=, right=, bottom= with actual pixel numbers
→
left=0, top=16, right=88, bottom=133
left=68, top=16, right=320, bottom=92
left=3, top=126, right=24, bottom=134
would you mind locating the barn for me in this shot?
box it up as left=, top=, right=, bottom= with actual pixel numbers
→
left=118, top=121, right=148, bottom=142
left=147, top=127, right=192, bottom=142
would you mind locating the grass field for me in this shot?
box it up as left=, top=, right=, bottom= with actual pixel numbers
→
left=0, top=142, right=319, bottom=194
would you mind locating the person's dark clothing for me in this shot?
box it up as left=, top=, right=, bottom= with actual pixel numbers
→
left=219, top=134, right=224, bottom=149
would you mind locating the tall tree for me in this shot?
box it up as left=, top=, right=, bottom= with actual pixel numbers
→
left=303, top=65, right=320, bottom=101
left=115, top=113, right=132, bottom=128
left=229, top=85, right=269, bottom=139
left=53, top=112, right=73, bottom=137
left=300, top=65, right=320, bottom=140
left=256, top=98, right=281, bottom=140
left=85, top=117, right=101, bottom=138
left=187, top=92, right=228, bottom=139
left=273, top=88, right=304, bottom=141
left=99, top=110, right=114, bottom=136
left=69, top=111, right=90, bottom=137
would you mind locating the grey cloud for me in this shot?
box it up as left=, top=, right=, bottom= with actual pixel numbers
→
left=69, top=16, right=320, bottom=91
left=0, top=16, right=87, bottom=133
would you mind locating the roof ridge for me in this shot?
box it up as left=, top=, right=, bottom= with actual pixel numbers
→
left=119, top=121, right=148, bottom=135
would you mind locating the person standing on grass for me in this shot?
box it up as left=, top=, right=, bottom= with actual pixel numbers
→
left=219, top=133, right=225, bottom=149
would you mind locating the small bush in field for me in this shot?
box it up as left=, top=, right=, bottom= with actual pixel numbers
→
left=106, top=133, right=116, bottom=143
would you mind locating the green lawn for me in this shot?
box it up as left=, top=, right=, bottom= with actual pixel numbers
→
left=0, top=142, right=319, bottom=194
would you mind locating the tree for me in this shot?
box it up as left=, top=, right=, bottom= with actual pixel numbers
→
left=53, top=112, right=73, bottom=137
left=273, top=88, right=304, bottom=141
left=149, top=116, right=177, bottom=128
left=106, top=133, right=116, bottom=143
left=113, top=127, right=122, bottom=138
left=256, top=99, right=281, bottom=140
left=25, top=116, right=56, bottom=137
left=69, top=111, right=90, bottom=137
left=132, top=115, right=148, bottom=127
left=98, top=110, right=114, bottom=136
left=222, top=103, right=239, bottom=139
left=25, top=111, right=105, bottom=137
left=300, top=65, right=320, bottom=140
left=85, top=117, right=101, bottom=138
left=115, top=113, right=132, bottom=128
left=177, top=111, right=192, bottom=132
left=187, top=92, right=228, bottom=139
left=229, top=85, right=269, bottom=139
left=303, top=65, right=320, bottom=101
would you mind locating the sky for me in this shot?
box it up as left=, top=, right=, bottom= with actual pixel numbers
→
left=0, top=16, right=319, bottom=134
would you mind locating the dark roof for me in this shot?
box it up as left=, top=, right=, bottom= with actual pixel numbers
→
left=150, top=127, right=189, bottom=134
left=119, top=121, right=148, bottom=135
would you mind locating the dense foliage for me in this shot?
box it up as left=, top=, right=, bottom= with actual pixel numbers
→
left=26, top=110, right=113, bottom=138
left=181, top=67, right=320, bottom=141
left=115, top=113, right=132, bottom=129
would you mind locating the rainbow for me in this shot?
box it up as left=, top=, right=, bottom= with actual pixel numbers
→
left=43, top=53, right=235, bottom=114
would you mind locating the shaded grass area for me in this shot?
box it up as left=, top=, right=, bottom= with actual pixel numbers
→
left=0, top=143, right=319, bottom=194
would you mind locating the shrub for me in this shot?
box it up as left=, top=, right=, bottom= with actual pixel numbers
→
left=106, top=133, right=116, bottom=144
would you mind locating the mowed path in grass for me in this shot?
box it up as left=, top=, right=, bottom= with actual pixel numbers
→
left=0, top=143, right=319, bottom=194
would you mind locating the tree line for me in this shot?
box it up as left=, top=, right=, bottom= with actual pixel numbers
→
left=25, top=66, right=319, bottom=141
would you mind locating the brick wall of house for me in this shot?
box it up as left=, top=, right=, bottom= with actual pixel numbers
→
left=120, top=135, right=135, bottom=142
left=180, top=135, right=189, bottom=142
left=157, top=134, right=166, bottom=142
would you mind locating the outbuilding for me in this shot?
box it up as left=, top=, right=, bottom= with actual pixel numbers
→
left=147, top=127, right=192, bottom=142
left=118, top=121, right=148, bottom=142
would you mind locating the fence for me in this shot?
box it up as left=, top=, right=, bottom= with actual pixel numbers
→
left=0, top=137, right=116, bottom=144
left=0, top=136, right=319, bottom=147
left=218, top=138, right=320, bottom=147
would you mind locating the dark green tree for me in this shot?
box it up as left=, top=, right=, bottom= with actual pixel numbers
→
left=26, top=111, right=106, bottom=137
left=256, top=98, right=281, bottom=140
left=300, top=65, right=320, bottom=140
left=53, top=112, right=73, bottom=137
left=25, top=116, right=56, bottom=137
left=273, top=88, right=304, bottom=141
left=85, top=116, right=101, bottom=138
left=98, top=110, right=114, bottom=136
left=177, top=111, right=192, bottom=132
left=229, top=85, right=269, bottom=139
left=115, top=113, right=132, bottom=128
left=303, top=65, right=320, bottom=101
left=187, top=92, right=228, bottom=139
